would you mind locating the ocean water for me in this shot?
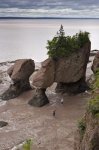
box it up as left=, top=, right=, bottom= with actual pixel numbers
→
left=0, top=19, right=99, bottom=62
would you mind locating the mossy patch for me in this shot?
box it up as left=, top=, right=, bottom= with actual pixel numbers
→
left=92, top=70, right=99, bottom=92
left=88, top=70, right=99, bottom=117
left=95, top=113, right=99, bottom=118
left=78, top=118, right=86, bottom=138
left=23, top=139, right=32, bottom=150
left=88, top=96, right=99, bottom=116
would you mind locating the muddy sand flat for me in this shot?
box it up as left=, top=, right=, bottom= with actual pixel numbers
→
left=0, top=89, right=90, bottom=150
left=0, top=61, right=92, bottom=150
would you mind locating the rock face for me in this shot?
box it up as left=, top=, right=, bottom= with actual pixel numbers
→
left=55, top=78, right=89, bottom=94
left=32, top=58, right=55, bottom=89
left=91, top=51, right=99, bottom=73
left=55, top=42, right=91, bottom=93
left=74, top=64, right=99, bottom=150
left=28, top=88, right=49, bottom=107
left=55, top=43, right=90, bottom=83
left=1, top=59, right=35, bottom=100
left=74, top=113, right=99, bottom=150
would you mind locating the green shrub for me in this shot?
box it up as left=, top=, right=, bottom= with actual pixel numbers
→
left=78, top=118, right=86, bottom=138
left=95, top=113, right=99, bottom=118
left=77, top=31, right=90, bottom=47
left=92, top=70, right=99, bottom=91
left=88, top=96, right=99, bottom=116
left=90, top=70, right=99, bottom=117
left=23, top=139, right=32, bottom=150
left=87, top=69, right=99, bottom=117
left=46, top=25, right=90, bottom=58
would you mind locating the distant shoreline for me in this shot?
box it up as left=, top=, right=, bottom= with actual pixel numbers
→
left=0, top=17, right=99, bottom=20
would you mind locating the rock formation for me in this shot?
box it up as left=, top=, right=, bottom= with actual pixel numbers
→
left=74, top=113, right=99, bottom=150
left=74, top=54, right=99, bottom=150
left=55, top=42, right=91, bottom=93
left=32, top=58, right=55, bottom=89
left=28, top=59, right=54, bottom=106
left=31, top=42, right=90, bottom=93
left=1, top=42, right=90, bottom=106
left=29, top=42, right=90, bottom=106
left=1, top=59, right=35, bottom=100
left=91, top=51, right=99, bottom=73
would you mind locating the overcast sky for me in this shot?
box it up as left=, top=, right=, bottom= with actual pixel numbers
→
left=0, top=0, right=99, bottom=18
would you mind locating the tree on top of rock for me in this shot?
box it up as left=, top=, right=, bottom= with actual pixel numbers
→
left=46, top=25, right=90, bottom=58
left=57, top=24, right=65, bottom=37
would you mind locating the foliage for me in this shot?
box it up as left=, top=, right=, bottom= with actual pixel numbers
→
left=88, top=70, right=99, bottom=116
left=95, top=113, right=99, bottom=118
left=47, top=25, right=90, bottom=58
left=23, top=139, right=32, bottom=150
left=92, top=70, right=99, bottom=91
left=78, top=118, right=86, bottom=137
left=88, top=96, right=99, bottom=116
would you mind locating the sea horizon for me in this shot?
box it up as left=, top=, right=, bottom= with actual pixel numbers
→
left=0, top=17, right=99, bottom=20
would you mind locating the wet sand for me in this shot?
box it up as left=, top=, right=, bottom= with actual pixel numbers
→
left=0, top=60, right=93, bottom=150
left=0, top=90, right=90, bottom=150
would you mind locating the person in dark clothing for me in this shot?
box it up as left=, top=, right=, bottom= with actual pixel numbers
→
left=53, top=110, right=56, bottom=117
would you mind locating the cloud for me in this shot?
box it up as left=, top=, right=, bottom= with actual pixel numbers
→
left=0, top=0, right=99, bottom=17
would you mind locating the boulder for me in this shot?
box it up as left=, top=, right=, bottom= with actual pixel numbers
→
left=32, top=58, right=55, bottom=89
left=28, top=88, right=49, bottom=107
left=1, top=59, right=35, bottom=100
left=0, top=121, right=8, bottom=128
left=55, top=42, right=91, bottom=93
left=91, top=52, right=99, bottom=73
left=55, top=42, right=91, bottom=83
left=9, top=59, right=35, bottom=83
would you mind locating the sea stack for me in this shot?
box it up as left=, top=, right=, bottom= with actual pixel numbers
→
left=1, top=59, right=35, bottom=100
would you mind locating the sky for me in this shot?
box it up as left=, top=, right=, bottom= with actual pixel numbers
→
left=0, top=0, right=99, bottom=18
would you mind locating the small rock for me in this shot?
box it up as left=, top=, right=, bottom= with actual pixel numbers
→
left=0, top=121, right=8, bottom=128
left=0, top=79, right=2, bottom=84
left=90, top=49, right=99, bottom=56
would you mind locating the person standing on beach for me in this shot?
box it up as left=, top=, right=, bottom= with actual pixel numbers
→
left=53, top=110, right=56, bottom=117
left=61, top=98, right=64, bottom=104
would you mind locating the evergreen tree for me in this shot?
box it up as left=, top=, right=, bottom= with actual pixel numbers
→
left=46, top=25, right=90, bottom=58
left=58, top=24, right=65, bottom=37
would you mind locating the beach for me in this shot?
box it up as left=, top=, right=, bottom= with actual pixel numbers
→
left=0, top=57, right=93, bottom=150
